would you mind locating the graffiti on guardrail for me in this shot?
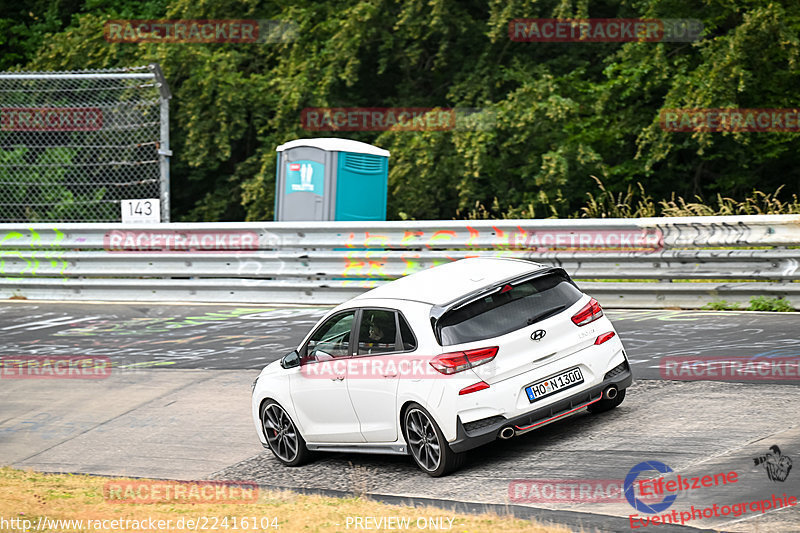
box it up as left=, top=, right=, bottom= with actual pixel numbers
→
left=342, top=226, right=663, bottom=251
left=0, top=216, right=795, bottom=306
left=0, top=227, right=68, bottom=280
left=660, top=220, right=753, bottom=246
left=337, top=226, right=664, bottom=279
left=342, top=251, right=454, bottom=280
left=234, top=231, right=283, bottom=284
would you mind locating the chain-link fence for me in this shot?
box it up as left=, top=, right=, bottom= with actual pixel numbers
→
left=0, top=64, right=170, bottom=222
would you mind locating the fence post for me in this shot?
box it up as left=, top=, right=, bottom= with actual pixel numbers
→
left=151, top=63, right=172, bottom=223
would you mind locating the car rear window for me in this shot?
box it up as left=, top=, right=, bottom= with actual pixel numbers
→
left=437, top=272, right=583, bottom=346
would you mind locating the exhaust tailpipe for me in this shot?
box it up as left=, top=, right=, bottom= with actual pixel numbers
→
left=499, top=427, right=515, bottom=440
left=604, top=385, right=618, bottom=400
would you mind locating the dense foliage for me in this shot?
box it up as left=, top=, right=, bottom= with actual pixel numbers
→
left=2, top=0, right=799, bottom=221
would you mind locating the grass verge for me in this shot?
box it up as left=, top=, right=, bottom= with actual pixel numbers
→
left=0, top=467, right=570, bottom=532
left=702, top=296, right=795, bottom=312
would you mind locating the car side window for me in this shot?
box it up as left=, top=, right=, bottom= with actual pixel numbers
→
left=357, top=310, right=398, bottom=355
left=304, top=311, right=355, bottom=362
left=398, top=313, right=417, bottom=351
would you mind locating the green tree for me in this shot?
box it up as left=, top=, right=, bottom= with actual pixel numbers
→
left=12, top=0, right=800, bottom=221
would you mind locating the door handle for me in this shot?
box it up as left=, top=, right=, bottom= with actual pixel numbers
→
left=330, top=375, right=345, bottom=381
left=382, top=374, right=397, bottom=378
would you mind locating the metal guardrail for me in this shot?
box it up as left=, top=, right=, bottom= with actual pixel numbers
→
left=0, top=215, right=798, bottom=308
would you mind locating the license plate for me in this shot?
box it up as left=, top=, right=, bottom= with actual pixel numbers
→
left=525, top=367, right=584, bottom=403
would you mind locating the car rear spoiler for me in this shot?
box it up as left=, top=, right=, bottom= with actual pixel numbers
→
left=429, top=266, right=574, bottom=344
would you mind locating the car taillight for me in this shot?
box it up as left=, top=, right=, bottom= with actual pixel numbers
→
left=572, top=298, right=603, bottom=326
left=429, top=346, right=499, bottom=375
left=459, top=381, right=490, bottom=395
left=595, top=331, right=616, bottom=345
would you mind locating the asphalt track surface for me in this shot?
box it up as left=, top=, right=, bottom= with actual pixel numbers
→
left=1, top=301, right=799, bottom=532
left=0, top=301, right=798, bottom=380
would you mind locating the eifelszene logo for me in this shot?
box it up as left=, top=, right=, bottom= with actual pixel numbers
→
left=753, top=445, right=792, bottom=482
left=624, top=461, right=678, bottom=514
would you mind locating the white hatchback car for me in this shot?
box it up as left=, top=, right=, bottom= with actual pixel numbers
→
left=251, top=257, right=632, bottom=476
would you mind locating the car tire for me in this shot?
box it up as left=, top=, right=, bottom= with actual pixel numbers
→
left=403, top=403, right=464, bottom=477
left=261, top=400, right=312, bottom=466
left=587, top=388, right=626, bottom=414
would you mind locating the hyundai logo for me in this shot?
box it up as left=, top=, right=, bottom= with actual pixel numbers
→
left=531, top=329, right=546, bottom=341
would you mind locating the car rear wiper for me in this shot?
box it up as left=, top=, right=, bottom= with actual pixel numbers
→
left=526, top=305, right=566, bottom=325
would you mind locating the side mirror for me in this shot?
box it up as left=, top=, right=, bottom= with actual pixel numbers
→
left=281, top=350, right=301, bottom=369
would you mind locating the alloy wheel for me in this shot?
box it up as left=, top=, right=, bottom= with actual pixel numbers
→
left=262, top=403, right=299, bottom=463
left=405, top=408, right=441, bottom=472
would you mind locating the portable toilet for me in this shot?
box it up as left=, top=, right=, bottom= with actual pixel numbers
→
left=274, top=138, right=390, bottom=221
